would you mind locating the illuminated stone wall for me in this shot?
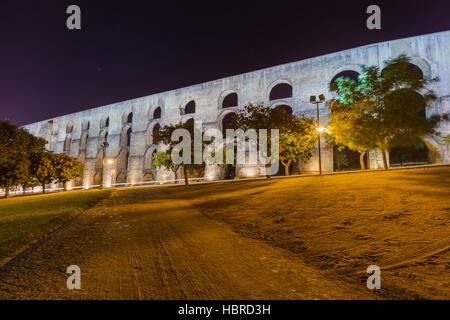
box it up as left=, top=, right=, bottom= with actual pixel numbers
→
left=23, top=30, right=450, bottom=186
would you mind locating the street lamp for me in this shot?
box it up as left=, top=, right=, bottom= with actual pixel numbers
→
left=310, top=94, right=326, bottom=174
left=99, top=141, right=109, bottom=189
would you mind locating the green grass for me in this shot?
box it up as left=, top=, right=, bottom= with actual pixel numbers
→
left=0, top=189, right=112, bottom=260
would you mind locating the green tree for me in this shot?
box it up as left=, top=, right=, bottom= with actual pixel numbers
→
left=31, top=150, right=54, bottom=194
left=0, top=121, right=45, bottom=197
left=231, top=104, right=317, bottom=176
left=327, top=84, right=377, bottom=170
left=51, top=153, right=85, bottom=191
left=153, top=120, right=207, bottom=185
left=440, top=135, right=450, bottom=145
left=21, top=134, right=47, bottom=194
left=279, top=116, right=317, bottom=175
left=151, top=151, right=182, bottom=181
left=334, top=149, right=350, bottom=171
left=329, top=55, right=445, bottom=170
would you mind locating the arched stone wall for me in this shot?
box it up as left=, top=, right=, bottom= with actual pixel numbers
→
left=22, top=30, right=450, bottom=184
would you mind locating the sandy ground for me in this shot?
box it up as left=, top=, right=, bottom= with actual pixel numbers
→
left=0, top=189, right=370, bottom=299
left=0, top=166, right=448, bottom=299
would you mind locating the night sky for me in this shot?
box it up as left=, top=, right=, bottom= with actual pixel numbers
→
left=1, top=0, right=450, bottom=125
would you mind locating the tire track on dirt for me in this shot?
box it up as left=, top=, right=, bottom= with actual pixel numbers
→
left=380, top=238, right=450, bottom=270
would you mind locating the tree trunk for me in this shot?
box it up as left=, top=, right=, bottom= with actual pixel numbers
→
left=281, top=160, right=291, bottom=176
left=183, top=166, right=189, bottom=185
left=381, top=148, right=388, bottom=170
left=4, top=187, right=10, bottom=198
left=22, top=185, right=26, bottom=196
left=63, top=182, right=67, bottom=191
left=359, top=151, right=366, bottom=170
left=42, top=183, right=46, bottom=194
left=366, top=151, right=370, bottom=170
left=284, top=164, right=290, bottom=176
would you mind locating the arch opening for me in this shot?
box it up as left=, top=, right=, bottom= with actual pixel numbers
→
left=274, top=104, right=293, bottom=115
left=381, top=62, right=424, bottom=82
left=66, top=123, right=73, bottom=134
left=100, top=117, right=110, bottom=128
left=269, top=83, right=292, bottom=101
left=389, top=139, right=429, bottom=167
left=330, top=70, right=360, bottom=91
left=117, top=149, right=130, bottom=171
left=126, top=128, right=132, bottom=147
left=144, top=148, right=157, bottom=171
left=333, top=145, right=367, bottom=171
left=153, top=107, right=161, bottom=119
left=64, top=136, right=71, bottom=153
left=185, top=100, right=196, bottom=114
left=221, top=112, right=236, bottom=137
left=80, top=132, right=88, bottom=151
left=222, top=92, right=238, bottom=108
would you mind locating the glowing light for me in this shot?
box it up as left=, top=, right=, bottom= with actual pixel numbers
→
left=317, top=127, right=326, bottom=133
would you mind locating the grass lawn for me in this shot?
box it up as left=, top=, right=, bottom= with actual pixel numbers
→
left=0, top=189, right=111, bottom=261
left=161, top=166, right=450, bottom=299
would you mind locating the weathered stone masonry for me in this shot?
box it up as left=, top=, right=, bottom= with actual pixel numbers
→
left=24, top=31, right=450, bottom=187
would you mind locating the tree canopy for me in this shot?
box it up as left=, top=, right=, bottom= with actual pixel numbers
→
left=230, top=104, right=317, bottom=175
left=0, top=120, right=47, bottom=197
left=327, top=55, right=446, bottom=169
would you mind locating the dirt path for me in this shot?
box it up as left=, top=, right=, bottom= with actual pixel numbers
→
left=0, top=188, right=372, bottom=299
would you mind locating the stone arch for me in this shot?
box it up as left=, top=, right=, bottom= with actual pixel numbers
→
left=422, top=137, right=442, bottom=164
left=122, top=111, right=133, bottom=125
left=328, top=65, right=362, bottom=83
left=79, top=132, right=88, bottom=151
left=100, top=116, right=110, bottom=128
left=143, top=147, right=157, bottom=171
left=95, top=150, right=104, bottom=170
left=403, top=57, right=432, bottom=79
left=93, top=171, right=102, bottom=185
left=185, top=100, right=196, bottom=114
left=218, top=109, right=237, bottom=137
left=63, top=135, right=71, bottom=153
left=329, top=70, right=361, bottom=91
left=98, top=130, right=108, bottom=148
left=328, top=65, right=362, bottom=91
left=143, top=172, right=155, bottom=182
left=382, top=61, right=424, bottom=80
left=119, top=126, right=132, bottom=148
left=389, top=138, right=431, bottom=167
left=267, top=79, right=293, bottom=101
left=146, top=121, right=161, bottom=145
left=116, top=172, right=126, bottom=184
left=81, top=120, right=90, bottom=131
left=117, top=148, right=129, bottom=171
left=66, top=122, right=74, bottom=134
left=218, top=90, right=238, bottom=109
left=150, top=106, right=162, bottom=120
left=184, top=117, right=194, bottom=126
left=271, top=101, right=293, bottom=114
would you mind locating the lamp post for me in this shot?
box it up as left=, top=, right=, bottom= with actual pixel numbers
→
left=99, top=141, right=109, bottom=189
left=310, top=94, right=325, bottom=174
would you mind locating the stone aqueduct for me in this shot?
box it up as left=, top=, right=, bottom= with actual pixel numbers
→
left=24, top=31, right=450, bottom=187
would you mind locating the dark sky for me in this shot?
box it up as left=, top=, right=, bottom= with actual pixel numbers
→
left=1, top=0, right=450, bottom=125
